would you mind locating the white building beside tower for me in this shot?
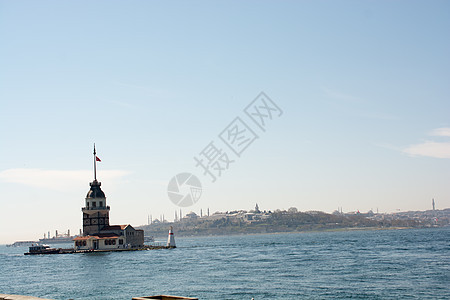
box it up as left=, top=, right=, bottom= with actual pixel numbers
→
left=73, top=145, right=144, bottom=250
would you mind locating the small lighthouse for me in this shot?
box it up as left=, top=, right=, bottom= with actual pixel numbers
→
left=167, top=226, right=176, bottom=248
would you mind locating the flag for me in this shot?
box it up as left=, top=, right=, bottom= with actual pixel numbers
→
left=96, top=156, right=101, bottom=162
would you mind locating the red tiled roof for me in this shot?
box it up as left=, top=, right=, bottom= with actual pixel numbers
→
left=73, top=236, right=90, bottom=241
left=73, top=234, right=120, bottom=241
left=101, top=224, right=129, bottom=231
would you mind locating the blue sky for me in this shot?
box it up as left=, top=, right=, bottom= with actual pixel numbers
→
left=1, top=0, right=449, bottom=243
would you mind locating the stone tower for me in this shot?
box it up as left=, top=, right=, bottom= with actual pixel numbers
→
left=82, top=145, right=110, bottom=236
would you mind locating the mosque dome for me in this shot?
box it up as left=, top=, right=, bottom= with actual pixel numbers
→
left=86, top=180, right=106, bottom=198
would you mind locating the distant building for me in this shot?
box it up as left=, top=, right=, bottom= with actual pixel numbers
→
left=73, top=145, right=144, bottom=250
left=185, top=212, right=199, bottom=219
left=243, top=212, right=256, bottom=221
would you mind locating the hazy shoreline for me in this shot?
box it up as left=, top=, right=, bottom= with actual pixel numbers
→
left=150, top=225, right=440, bottom=240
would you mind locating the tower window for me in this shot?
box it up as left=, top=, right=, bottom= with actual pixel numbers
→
left=100, top=201, right=103, bottom=207
left=87, top=202, right=89, bottom=208
left=93, top=202, right=96, bottom=207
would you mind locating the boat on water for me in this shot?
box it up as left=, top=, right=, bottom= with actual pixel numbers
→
left=39, top=236, right=77, bottom=244
left=6, top=240, right=39, bottom=247
left=24, top=244, right=61, bottom=255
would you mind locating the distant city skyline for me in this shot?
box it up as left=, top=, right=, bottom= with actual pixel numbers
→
left=1, top=0, right=449, bottom=244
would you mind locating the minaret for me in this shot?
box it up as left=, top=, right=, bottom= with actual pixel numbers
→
left=81, top=144, right=110, bottom=236
left=432, top=198, right=435, bottom=211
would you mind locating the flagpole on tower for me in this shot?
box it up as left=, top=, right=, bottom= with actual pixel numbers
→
left=93, top=143, right=97, bottom=181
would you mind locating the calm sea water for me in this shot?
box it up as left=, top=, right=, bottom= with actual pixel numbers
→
left=0, top=228, right=449, bottom=299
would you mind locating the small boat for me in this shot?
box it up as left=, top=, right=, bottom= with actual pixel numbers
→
left=24, top=244, right=61, bottom=255
left=39, top=236, right=76, bottom=244
left=6, top=241, right=38, bottom=247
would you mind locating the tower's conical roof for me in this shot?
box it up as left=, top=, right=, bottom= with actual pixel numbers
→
left=86, top=180, right=106, bottom=198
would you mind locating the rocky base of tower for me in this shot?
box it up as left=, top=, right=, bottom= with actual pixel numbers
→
left=24, top=245, right=175, bottom=255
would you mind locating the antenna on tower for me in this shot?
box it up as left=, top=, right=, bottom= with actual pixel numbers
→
left=93, top=143, right=97, bottom=181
